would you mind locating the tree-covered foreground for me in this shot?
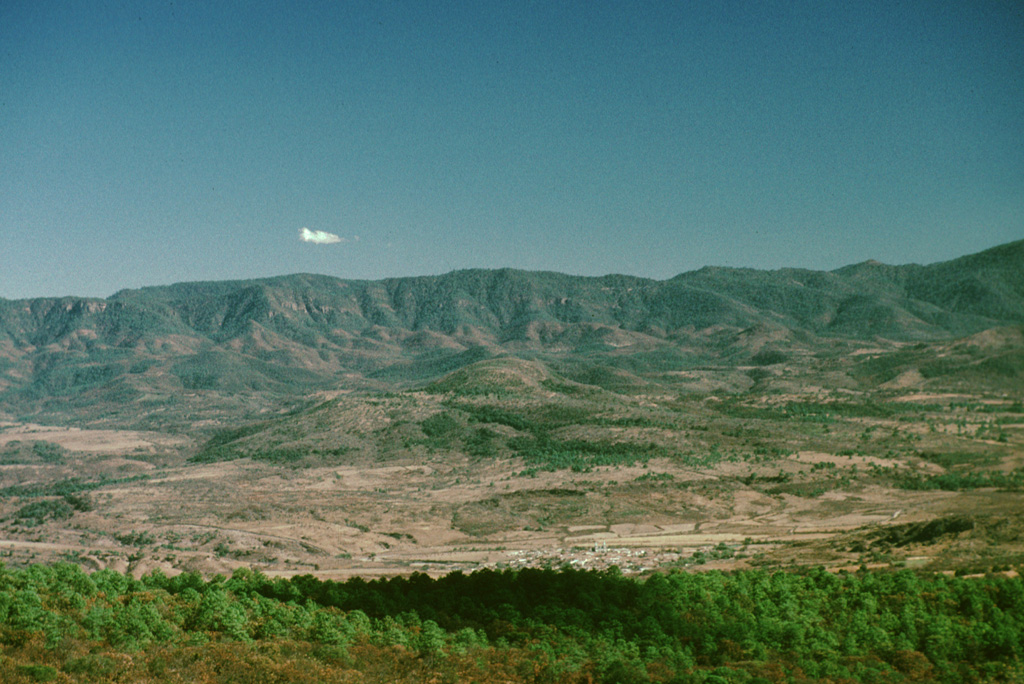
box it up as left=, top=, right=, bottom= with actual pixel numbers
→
left=1, top=563, right=1021, bottom=683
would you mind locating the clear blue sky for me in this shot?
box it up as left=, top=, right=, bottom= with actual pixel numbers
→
left=2, top=1, right=1022, bottom=299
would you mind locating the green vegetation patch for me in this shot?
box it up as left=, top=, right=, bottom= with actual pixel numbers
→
left=510, top=434, right=668, bottom=473
left=750, top=349, right=789, bottom=366
left=418, top=411, right=463, bottom=448
left=15, top=361, right=124, bottom=400
left=1, top=563, right=1022, bottom=684
left=0, top=475, right=149, bottom=499
left=917, top=450, right=1002, bottom=470
left=447, top=399, right=684, bottom=472
left=717, top=398, right=943, bottom=423
left=115, top=531, right=157, bottom=547
left=170, top=350, right=323, bottom=393
left=895, top=468, right=1024, bottom=492
left=190, top=420, right=274, bottom=462
left=31, top=441, right=65, bottom=463
left=870, top=517, right=976, bottom=547
left=456, top=402, right=542, bottom=433
left=0, top=440, right=66, bottom=465
left=12, top=499, right=75, bottom=526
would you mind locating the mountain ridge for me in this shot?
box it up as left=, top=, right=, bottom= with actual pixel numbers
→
left=1, top=239, right=1022, bottom=425
left=5, top=240, right=1023, bottom=339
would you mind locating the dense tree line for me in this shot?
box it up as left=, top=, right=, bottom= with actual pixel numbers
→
left=0, top=562, right=1021, bottom=683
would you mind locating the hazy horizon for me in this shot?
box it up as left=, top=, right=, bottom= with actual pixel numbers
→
left=3, top=2, right=1022, bottom=299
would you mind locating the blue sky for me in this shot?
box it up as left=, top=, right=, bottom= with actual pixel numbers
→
left=2, top=1, right=1022, bottom=299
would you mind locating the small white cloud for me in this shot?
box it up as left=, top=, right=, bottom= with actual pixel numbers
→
left=299, top=227, right=344, bottom=245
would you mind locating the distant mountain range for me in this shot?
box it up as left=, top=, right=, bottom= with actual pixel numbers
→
left=1, top=239, right=1022, bottom=426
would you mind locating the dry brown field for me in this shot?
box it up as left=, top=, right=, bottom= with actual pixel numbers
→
left=2, top=351, right=1021, bottom=581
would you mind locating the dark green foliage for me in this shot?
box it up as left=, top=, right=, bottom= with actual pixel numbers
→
left=741, top=472, right=791, bottom=486
left=750, top=349, right=788, bottom=366
left=15, top=360, right=123, bottom=399
left=63, top=655, right=117, bottom=678
left=509, top=434, right=667, bottom=472
left=206, top=422, right=272, bottom=447
left=895, top=468, right=1024, bottom=491
left=30, top=441, right=65, bottom=464
left=594, top=414, right=680, bottom=429
left=458, top=403, right=542, bottom=433
left=190, top=420, right=273, bottom=463
left=16, top=664, right=57, bottom=682
left=870, top=517, right=975, bottom=547
left=0, top=440, right=23, bottom=464
left=114, top=531, right=156, bottom=547
left=171, top=350, right=323, bottom=393
left=62, top=493, right=93, bottom=513
left=917, top=450, right=1001, bottom=470
left=0, top=475, right=150, bottom=499
left=634, top=472, right=675, bottom=482
left=248, top=447, right=308, bottom=464
left=1, top=440, right=66, bottom=465
left=1, top=563, right=1022, bottom=683
left=465, top=427, right=498, bottom=458
left=739, top=399, right=941, bottom=421
left=419, top=412, right=463, bottom=448
left=453, top=400, right=672, bottom=471
left=13, top=499, right=75, bottom=526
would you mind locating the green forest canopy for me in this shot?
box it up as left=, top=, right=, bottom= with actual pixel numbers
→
left=1, top=563, right=1022, bottom=683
